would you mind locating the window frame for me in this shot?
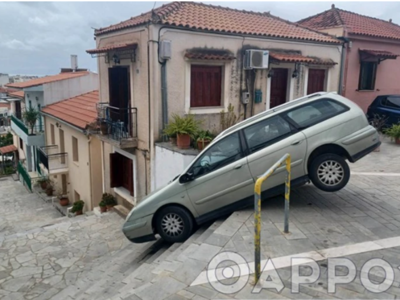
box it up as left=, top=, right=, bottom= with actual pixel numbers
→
left=358, top=61, right=377, bottom=91
left=72, top=136, right=79, bottom=162
left=190, top=64, right=223, bottom=108
left=282, top=98, right=350, bottom=130
left=187, top=132, right=244, bottom=180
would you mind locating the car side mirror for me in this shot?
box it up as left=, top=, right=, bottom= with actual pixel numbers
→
left=179, top=172, right=194, bottom=184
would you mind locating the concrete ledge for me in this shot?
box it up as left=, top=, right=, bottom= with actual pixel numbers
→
left=156, top=142, right=199, bottom=156
left=113, top=205, right=130, bottom=219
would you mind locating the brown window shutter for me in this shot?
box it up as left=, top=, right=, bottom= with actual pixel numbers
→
left=110, top=153, right=122, bottom=188
left=190, top=65, right=222, bottom=107
left=128, top=158, right=134, bottom=196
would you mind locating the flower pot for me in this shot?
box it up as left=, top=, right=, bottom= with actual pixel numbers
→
left=59, top=197, right=69, bottom=207
left=100, top=122, right=108, bottom=135
left=106, top=205, right=114, bottom=211
left=170, top=137, right=177, bottom=145
left=197, top=139, right=211, bottom=151
left=75, top=210, right=83, bottom=216
left=100, top=206, right=107, bottom=213
left=177, top=134, right=191, bottom=149
left=40, top=181, right=48, bottom=190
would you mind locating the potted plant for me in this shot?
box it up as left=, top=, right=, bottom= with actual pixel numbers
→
left=384, top=123, right=400, bottom=145
left=369, top=114, right=388, bottom=152
left=56, top=188, right=69, bottom=207
left=196, top=130, right=214, bottom=151
left=71, top=200, right=85, bottom=215
left=102, top=193, right=117, bottom=211
left=99, top=200, right=107, bottom=213
left=164, top=114, right=201, bottom=149
left=23, top=107, right=40, bottom=135
left=37, top=177, right=49, bottom=190
left=45, top=180, right=54, bottom=196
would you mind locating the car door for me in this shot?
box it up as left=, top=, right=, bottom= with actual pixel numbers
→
left=244, top=114, right=307, bottom=193
left=184, top=132, right=254, bottom=218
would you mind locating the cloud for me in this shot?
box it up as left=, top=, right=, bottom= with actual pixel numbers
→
left=2, top=39, right=37, bottom=51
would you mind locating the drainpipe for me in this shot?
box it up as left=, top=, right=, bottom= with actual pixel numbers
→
left=161, top=62, right=168, bottom=141
left=87, top=135, right=93, bottom=210
left=337, top=37, right=350, bottom=95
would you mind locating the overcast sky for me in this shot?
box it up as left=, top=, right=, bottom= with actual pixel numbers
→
left=1, top=1, right=399, bottom=76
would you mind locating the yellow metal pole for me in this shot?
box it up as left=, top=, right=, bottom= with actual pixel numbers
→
left=284, top=155, right=291, bottom=233
left=254, top=178, right=262, bottom=284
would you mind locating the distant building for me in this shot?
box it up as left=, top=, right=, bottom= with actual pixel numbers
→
left=0, top=73, right=9, bottom=87
left=10, top=75, right=40, bottom=84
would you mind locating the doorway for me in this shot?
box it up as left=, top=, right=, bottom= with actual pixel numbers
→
left=270, top=68, right=288, bottom=108
left=307, top=69, right=326, bottom=94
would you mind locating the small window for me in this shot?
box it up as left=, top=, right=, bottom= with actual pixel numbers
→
left=285, top=99, right=348, bottom=129
left=190, top=65, right=222, bottom=107
left=244, top=116, right=292, bottom=153
left=19, top=138, right=23, bottom=150
left=50, top=124, right=55, bottom=145
left=72, top=136, right=79, bottom=162
left=358, top=62, right=377, bottom=90
left=190, top=132, right=242, bottom=178
left=382, top=96, right=400, bottom=110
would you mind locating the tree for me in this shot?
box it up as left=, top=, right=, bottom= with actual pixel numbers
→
left=0, top=132, right=13, bottom=147
left=23, top=108, right=39, bottom=135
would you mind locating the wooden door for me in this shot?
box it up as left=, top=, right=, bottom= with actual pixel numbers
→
left=270, top=68, right=288, bottom=108
left=108, top=67, right=130, bottom=132
left=59, top=129, right=65, bottom=164
left=307, top=69, right=326, bottom=94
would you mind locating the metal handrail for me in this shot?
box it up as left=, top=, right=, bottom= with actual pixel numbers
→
left=254, top=153, right=291, bottom=284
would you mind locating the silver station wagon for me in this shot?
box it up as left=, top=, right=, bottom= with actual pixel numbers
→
left=123, top=92, right=380, bottom=243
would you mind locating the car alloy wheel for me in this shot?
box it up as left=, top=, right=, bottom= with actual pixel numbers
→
left=161, top=213, right=184, bottom=237
left=317, top=160, right=344, bottom=186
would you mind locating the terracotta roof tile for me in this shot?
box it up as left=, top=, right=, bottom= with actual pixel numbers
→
left=0, top=87, right=17, bottom=93
left=0, top=145, right=17, bottom=155
left=185, top=49, right=236, bottom=60
left=298, top=6, right=400, bottom=41
left=87, top=42, right=138, bottom=54
left=95, top=2, right=339, bottom=44
left=8, top=90, right=24, bottom=99
left=359, top=49, right=399, bottom=59
left=41, top=91, right=99, bottom=130
left=269, top=51, right=315, bottom=63
left=6, top=72, right=90, bottom=89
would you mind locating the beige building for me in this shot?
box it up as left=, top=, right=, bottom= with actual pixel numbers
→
left=40, top=91, right=102, bottom=212
left=87, top=2, right=342, bottom=209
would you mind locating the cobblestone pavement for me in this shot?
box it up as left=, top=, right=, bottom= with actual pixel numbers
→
left=0, top=177, right=130, bottom=300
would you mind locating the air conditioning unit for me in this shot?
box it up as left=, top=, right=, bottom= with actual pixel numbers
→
left=244, top=50, right=269, bottom=69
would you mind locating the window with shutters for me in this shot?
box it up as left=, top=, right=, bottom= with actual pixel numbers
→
left=110, top=152, right=134, bottom=196
left=358, top=62, right=377, bottom=90
left=190, top=65, right=222, bottom=107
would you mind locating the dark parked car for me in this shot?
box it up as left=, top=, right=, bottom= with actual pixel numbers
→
left=367, top=95, right=400, bottom=128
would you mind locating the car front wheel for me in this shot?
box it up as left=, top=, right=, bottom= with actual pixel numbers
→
left=155, top=206, right=194, bottom=243
left=309, top=153, right=350, bottom=192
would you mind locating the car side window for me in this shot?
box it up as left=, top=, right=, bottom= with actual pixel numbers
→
left=382, top=96, right=400, bottom=110
left=285, top=99, right=348, bottom=128
left=244, top=115, right=292, bottom=154
left=190, top=132, right=242, bottom=178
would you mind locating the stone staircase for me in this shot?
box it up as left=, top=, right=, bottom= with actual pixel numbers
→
left=63, top=215, right=234, bottom=300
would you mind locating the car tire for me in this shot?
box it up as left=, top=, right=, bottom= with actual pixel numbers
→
left=155, top=206, right=194, bottom=243
left=309, top=153, right=350, bottom=192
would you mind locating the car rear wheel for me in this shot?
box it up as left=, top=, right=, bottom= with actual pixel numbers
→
left=309, top=153, right=350, bottom=192
left=155, top=206, right=194, bottom=243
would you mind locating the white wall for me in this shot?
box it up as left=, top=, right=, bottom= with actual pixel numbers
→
left=0, top=74, right=9, bottom=87
left=153, top=144, right=197, bottom=190
left=43, top=72, right=98, bottom=106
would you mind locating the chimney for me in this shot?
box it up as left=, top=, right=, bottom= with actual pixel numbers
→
left=389, top=19, right=392, bottom=23
left=71, top=55, right=78, bottom=72
left=331, top=4, right=335, bottom=9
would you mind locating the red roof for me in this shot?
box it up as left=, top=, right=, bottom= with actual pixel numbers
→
left=41, top=91, right=99, bottom=130
left=87, top=42, right=138, bottom=54
left=6, top=72, right=89, bottom=89
left=8, top=90, right=24, bottom=99
left=0, top=145, right=17, bottom=155
left=95, top=2, right=339, bottom=44
left=359, top=49, right=399, bottom=59
left=298, top=5, right=400, bottom=41
left=0, top=87, right=17, bottom=93
left=269, top=51, right=315, bottom=63
left=185, top=49, right=236, bottom=60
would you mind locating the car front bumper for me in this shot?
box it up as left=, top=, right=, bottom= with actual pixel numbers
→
left=122, top=214, right=156, bottom=243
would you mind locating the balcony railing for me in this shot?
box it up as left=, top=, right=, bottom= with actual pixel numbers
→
left=38, top=145, right=68, bottom=173
left=11, top=114, right=43, bottom=136
left=96, top=103, right=137, bottom=145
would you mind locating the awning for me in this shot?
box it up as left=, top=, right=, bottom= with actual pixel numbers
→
left=0, top=145, right=17, bottom=155
left=185, top=49, right=236, bottom=61
left=359, top=49, right=399, bottom=61
left=86, top=42, right=138, bottom=54
left=8, top=91, right=24, bottom=99
left=269, top=51, right=315, bottom=63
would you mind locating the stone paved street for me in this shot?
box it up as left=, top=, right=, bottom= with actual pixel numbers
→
left=1, top=137, right=400, bottom=300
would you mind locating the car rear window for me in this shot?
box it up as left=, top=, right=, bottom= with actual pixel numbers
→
left=285, top=99, right=348, bottom=128
left=381, top=96, right=400, bottom=109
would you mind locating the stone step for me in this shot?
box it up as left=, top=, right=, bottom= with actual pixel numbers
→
left=113, top=204, right=130, bottom=219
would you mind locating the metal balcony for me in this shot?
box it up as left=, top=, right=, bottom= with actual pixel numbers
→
left=11, top=114, right=44, bottom=147
left=95, top=103, right=138, bottom=149
left=38, top=145, right=68, bottom=175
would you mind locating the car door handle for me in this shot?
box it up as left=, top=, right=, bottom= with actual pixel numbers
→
left=234, top=164, right=242, bottom=169
left=291, top=140, right=301, bottom=145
